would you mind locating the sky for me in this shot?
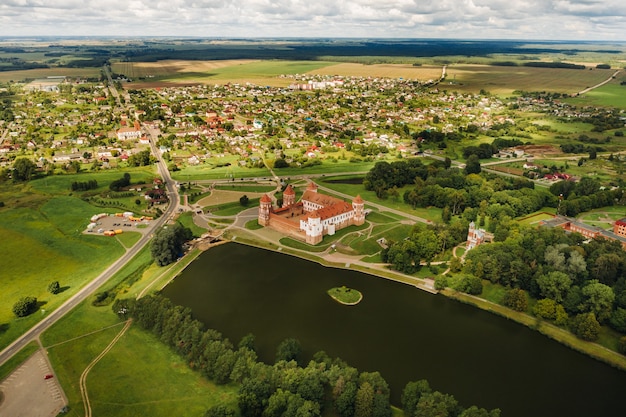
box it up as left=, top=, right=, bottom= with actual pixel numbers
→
left=0, top=0, right=625, bottom=41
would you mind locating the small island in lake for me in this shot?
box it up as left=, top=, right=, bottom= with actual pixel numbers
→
left=327, top=286, right=363, bottom=305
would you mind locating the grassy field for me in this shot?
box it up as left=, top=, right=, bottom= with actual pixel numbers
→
left=0, top=195, right=126, bottom=350
left=445, top=64, right=616, bottom=95
left=42, top=298, right=238, bottom=417
left=172, top=163, right=272, bottom=181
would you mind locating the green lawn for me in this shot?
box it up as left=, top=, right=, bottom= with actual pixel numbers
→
left=116, top=231, right=142, bottom=248
left=172, top=163, right=271, bottom=181
left=177, top=212, right=209, bottom=237
left=88, top=326, right=238, bottom=417
left=214, top=184, right=276, bottom=193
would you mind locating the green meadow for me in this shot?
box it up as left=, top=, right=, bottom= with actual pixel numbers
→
left=0, top=195, right=126, bottom=350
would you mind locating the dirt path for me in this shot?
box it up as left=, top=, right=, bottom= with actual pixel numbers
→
left=79, top=319, right=132, bottom=417
left=576, top=69, right=622, bottom=95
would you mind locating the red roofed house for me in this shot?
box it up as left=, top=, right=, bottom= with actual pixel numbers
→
left=614, top=218, right=626, bottom=238
left=258, top=182, right=365, bottom=245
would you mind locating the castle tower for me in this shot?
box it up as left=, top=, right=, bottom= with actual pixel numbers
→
left=258, top=194, right=272, bottom=226
left=306, top=181, right=318, bottom=193
left=352, top=195, right=365, bottom=225
left=282, top=184, right=295, bottom=208
left=304, top=212, right=323, bottom=245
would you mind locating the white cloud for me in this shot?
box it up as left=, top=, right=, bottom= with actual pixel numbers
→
left=0, top=0, right=624, bottom=40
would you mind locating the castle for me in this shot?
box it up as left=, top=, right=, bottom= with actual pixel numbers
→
left=258, top=182, right=365, bottom=245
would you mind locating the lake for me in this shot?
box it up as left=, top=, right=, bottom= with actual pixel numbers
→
left=162, top=243, right=626, bottom=417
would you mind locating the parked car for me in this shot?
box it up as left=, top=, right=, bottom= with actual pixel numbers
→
left=44, top=374, right=54, bottom=380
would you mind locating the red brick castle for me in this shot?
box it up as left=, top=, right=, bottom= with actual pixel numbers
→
left=258, top=182, right=365, bottom=245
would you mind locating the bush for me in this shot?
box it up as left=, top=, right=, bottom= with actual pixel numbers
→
left=619, top=336, right=626, bottom=355
left=47, top=281, right=61, bottom=294
left=13, top=296, right=38, bottom=317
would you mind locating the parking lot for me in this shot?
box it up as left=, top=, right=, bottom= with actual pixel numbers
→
left=0, top=349, right=66, bottom=416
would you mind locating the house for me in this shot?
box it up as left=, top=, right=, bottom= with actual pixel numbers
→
left=116, top=120, right=142, bottom=140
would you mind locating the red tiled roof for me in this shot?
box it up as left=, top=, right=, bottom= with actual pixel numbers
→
left=353, top=195, right=363, bottom=204
left=314, top=201, right=353, bottom=220
left=260, top=194, right=272, bottom=203
left=284, top=184, right=295, bottom=195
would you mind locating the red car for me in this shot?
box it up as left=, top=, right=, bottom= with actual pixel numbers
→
left=44, top=374, right=54, bottom=380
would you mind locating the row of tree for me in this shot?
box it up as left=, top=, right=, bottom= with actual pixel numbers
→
left=113, top=294, right=500, bottom=417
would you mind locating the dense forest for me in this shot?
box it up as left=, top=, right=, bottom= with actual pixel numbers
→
left=113, top=295, right=501, bottom=417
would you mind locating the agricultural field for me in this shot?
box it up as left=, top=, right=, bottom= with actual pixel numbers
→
left=115, top=59, right=336, bottom=87
left=307, top=62, right=444, bottom=81
left=0, top=67, right=101, bottom=83
left=445, top=64, right=617, bottom=95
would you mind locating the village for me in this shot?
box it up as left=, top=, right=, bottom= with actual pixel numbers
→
left=0, top=72, right=571, bottom=177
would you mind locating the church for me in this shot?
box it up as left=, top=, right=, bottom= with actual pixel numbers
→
left=258, top=182, right=365, bottom=245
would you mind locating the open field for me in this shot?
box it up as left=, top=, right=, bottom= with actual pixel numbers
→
left=307, top=63, right=444, bottom=80
left=445, top=64, right=617, bottom=95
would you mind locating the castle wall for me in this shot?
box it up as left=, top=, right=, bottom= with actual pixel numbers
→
left=267, top=214, right=306, bottom=241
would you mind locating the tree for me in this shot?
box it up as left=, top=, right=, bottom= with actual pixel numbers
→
left=402, top=379, right=432, bottom=416
left=13, top=296, right=38, bottom=317
left=459, top=406, right=501, bottom=417
left=150, top=223, right=193, bottom=266
left=503, top=288, right=528, bottom=311
left=415, top=391, right=460, bottom=417
left=571, top=312, right=601, bottom=341
left=275, top=338, right=302, bottom=364
left=536, top=271, right=571, bottom=303
left=465, top=154, right=481, bottom=175
left=581, top=280, right=615, bottom=322
left=274, top=158, right=289, bottom=168
left=12, top=158, right=37, bottom=181
left=354, top=381, right=374, bottom=417
left=47, top=281, right=60, bottom=294
left=240, top=195, right=250, bottom=206
left=456, top=276, right=483, bottom=295
left=238, top=333, right=256, bottom=352
left=609, top=307, right=626, bottom=333
left=533, top=298, right=557, bottom=320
